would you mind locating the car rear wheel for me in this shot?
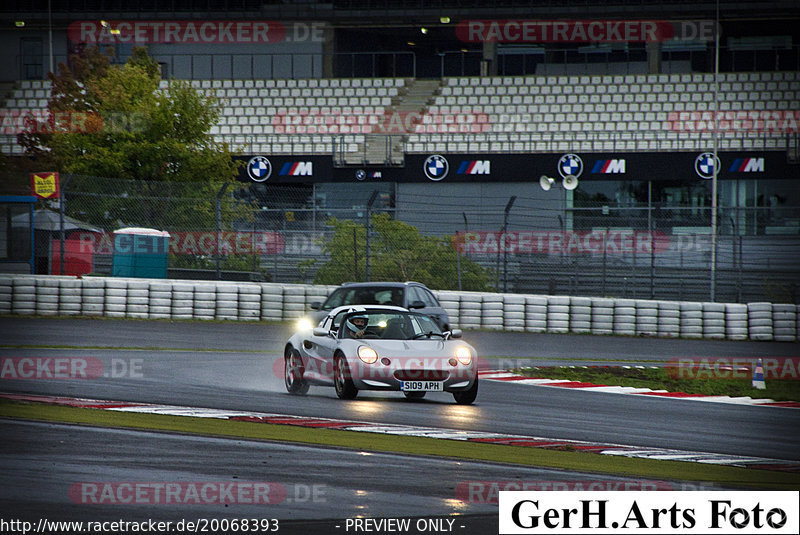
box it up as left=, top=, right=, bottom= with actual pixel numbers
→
left=403, top=391, right=426, bottom=400
left=284, top=348, right=309, bottom=395
left=334, top=355, right=358, bottom=400
left=452, top=376, right=478, bottom=405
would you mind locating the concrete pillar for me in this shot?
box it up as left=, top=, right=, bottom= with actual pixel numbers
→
left=647, top=41, right=662, bottom=74
left=482, top=41, right=498, bottom=76
left=321, top=24, right=334, bottom=78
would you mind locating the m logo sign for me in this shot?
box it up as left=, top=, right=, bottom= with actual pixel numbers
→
left=591, top=159, right=626, bottom=174
left=279, top=162, right=313, bottom=176
left=729, top=157, right=764, bottom=173
left=456, top=160, right=491, bottom=175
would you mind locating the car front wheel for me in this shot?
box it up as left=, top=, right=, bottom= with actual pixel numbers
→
left=452, top=376, right=478, bottom=405
left=284, top=348, right=309, bottom=395
left=334, top=355, right=358, bottom=400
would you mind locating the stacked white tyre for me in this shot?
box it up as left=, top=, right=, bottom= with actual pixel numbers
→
left=238, top=284, right=262, bottom=321
left=171, top=282, right=194, bottom=320
left=125, top=280, right=149, bottom=319
left=104, top=278, right=127, bottom=318
left=635, top=300, right=658, bottom=337
left=679, top=301, right=703, bottom=338
left=590, top=298, right=614, bottom=336
left=36, top=277, right=60, bottom=316
left=772, top=304, right=797, bottom=342
left=0, top=276, right=13, bottom=314
left=547, top=296, right=570, bottom=334
left=458, top=292, right=482, bottom=330
left=148, top=281, right=173, bottom=319
left=282, top=285, right=306, bottom=321
left=525, top=296, right=548, bottom=333
left=569, top=296, right=592, bottom=334
left=81, top=277, right=105, bottom=316
left=657, top=301, right=681, bottom=338
left=260, top=284, right=283, bottom=322
left=215, top=283, right=239, bottom=321
left=481, top=293, right=504, bottom=330
left=724, top=303, right=749, bottom=340
left=503, top=294, right=526, bottom=332
left=702, top=302, right=726, bottom=339
left=59, top=278, right=82, bottom=316
left=747, top=302, right=773, bottom=341
left=192, top=283, right=217, bottom=320
left=12, top=277, right=36, bottom=315
left=613, top=299, right=636, bottom=336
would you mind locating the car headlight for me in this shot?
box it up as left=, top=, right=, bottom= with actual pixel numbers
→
left=455, top=347, right=472, bottom=365
left=296, top=317, right=313, bottom=331
left=358, top=346, right=378, bottom=364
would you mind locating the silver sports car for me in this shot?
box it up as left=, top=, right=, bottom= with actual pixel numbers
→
left=283, top=305, right=478, bottom=404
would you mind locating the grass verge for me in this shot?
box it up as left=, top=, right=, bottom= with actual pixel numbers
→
left=1, top=399, right=798, bottom=490
left=514, top=366, right=800, bottom=402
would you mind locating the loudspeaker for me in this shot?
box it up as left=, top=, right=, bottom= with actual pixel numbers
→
left=539, top=175, right=555, bottom=191
left=562, top=175, right=579, bottom=190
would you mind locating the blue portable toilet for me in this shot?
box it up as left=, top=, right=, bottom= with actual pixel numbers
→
left=112, top=227, right=170, bottom=278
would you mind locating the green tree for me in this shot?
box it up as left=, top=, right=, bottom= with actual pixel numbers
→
left=314, top=214, right=490, bottom=291
left=313, top=218, right=367, bottom=283
left=18, top=46, right=242, bottom=230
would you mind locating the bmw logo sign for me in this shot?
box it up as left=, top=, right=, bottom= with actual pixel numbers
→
left=557, top=153, right=583, bottom=179
left=355, top=169, right=367, bottom=181
left=424, top=154, right=449, bottom=181
left=694, top=152, right=720, bottom=180
left=247, top=156, right=272, bottom=182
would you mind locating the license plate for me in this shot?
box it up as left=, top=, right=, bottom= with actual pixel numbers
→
left=401, top=381, right=444, bottom=392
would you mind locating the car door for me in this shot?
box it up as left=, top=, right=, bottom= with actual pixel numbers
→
left=301, top=315, right=338, bottom=383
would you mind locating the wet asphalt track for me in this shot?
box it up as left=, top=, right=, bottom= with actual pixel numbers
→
left=1, top=317, right=799, bottom=531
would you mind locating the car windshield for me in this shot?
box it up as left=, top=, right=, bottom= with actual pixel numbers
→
left=339, top=310, right=444, bottom=340
left=323, top=286, right=403, bottom=310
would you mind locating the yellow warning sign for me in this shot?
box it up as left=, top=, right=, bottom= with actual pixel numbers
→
left=31, top=172, right=60, bottom=199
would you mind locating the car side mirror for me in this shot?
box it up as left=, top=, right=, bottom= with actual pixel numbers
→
left=409, top=300, right=425, bottom=309
left=309, top=301, right=322, bottom=310
left=312, top=327, right=329, bottom=337
left=448, top=329, right=462, bottom=339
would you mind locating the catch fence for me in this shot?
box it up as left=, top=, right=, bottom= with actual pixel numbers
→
left=9, top=175, right=799, bottom=304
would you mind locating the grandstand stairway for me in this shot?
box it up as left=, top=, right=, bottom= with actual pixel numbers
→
left=391, top=78, right=441, bottom=121
left=339, top=78, right=440, bottom=166
left=374, top=78, right=440, bottom=164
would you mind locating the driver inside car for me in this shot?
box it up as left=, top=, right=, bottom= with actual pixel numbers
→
left=345, top=315, right=369, bottom=338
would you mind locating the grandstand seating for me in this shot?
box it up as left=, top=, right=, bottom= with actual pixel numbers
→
left=1, top=72, right=797, bottom=156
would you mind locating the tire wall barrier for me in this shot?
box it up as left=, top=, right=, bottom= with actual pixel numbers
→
left=0, top=275, right=798, bottom=341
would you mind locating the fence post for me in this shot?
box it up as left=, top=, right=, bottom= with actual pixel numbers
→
left=353, top=227, right=359, bottom=280
left=59, top=173, right=72, bottom=276
left=215, top=182, right=230, bottom=280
